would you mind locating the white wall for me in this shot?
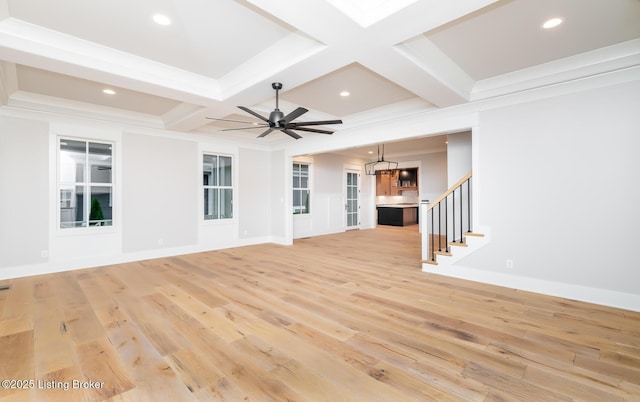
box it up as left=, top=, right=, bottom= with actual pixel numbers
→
left=447, top=131, right=472, bottom=186
left=0, top=116, right=49, bottom=268
left=0, top=111, right=275, bottom=279
left=122, top=132, right=198, bottom=252
left=269, top=149, right=288, bottom=244
left=458, top=80, right=640, bottom=306
left=238, top=147, right=272, bottom=240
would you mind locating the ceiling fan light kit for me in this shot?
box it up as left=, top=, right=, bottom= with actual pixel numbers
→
left=207, top=82, right=343, bottom=140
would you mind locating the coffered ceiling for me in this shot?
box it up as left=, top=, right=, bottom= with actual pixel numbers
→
left=1, top=0, right=639, bottom=145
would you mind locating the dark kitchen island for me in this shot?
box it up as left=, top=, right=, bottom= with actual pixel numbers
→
left=377, top=204, right=419, bottom=226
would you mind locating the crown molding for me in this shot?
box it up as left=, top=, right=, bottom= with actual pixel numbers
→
left=472, top=38, right=640, bottom=101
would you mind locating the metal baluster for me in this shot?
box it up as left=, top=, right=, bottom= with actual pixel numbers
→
left=430, top=207, right=435, bottom=261
left=467, top=178, right=472, bottom=233
left=459, top=184, right=463, bottom=243
left=438, top=201, right=442, bottom=253
left=452, top=188, right=456, bottom=243
left=445, top=195, right=448, bottom=252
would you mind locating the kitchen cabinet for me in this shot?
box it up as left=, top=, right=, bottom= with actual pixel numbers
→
left=375, top=170, right=399, bottom=196
left=376, top=168, right=418, bottom=195
left=395, top=168, right=418, bottom=192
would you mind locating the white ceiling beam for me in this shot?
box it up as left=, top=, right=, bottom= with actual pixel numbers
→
left=242, top=0, right=500, bottom=109
left=393, top=36, right=475, bottom=101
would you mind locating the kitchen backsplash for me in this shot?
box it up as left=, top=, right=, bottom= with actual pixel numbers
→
left=376, top=190, right=419, bottom=205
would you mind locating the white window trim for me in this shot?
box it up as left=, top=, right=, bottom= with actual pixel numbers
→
left=202, top=152, right=235, bottom=223
left=56, top=135, right=116, bottom=234
left=292, top=161, right=312, bottom=215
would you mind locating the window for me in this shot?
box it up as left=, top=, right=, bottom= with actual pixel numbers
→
left=293, top=163, right=310, bottom=214
left=59, top=138, right=113, bottom=228
left=203, top=154, right=233, bottom=220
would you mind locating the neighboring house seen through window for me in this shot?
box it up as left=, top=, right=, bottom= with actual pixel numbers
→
left=59, top=138, right=113, bottom=228
left=203, top=154, right=233, bottom=220
left=293, top=163, right=310, bottom=214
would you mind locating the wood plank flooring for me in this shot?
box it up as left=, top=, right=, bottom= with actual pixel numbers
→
left=1, top=225, right=639, bottom=401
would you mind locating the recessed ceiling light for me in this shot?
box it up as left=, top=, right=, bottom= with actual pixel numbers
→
left=542, top=17, right=563, bottom=29
left=340, top=91, right=350, bottom=97
left=153, top=14, right=171, bottom=26
left=368, top=151, right=374, bottom=154
left=102, top=89, right=116, bottom=95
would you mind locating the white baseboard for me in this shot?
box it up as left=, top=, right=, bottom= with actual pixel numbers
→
left=421, top=263, right=640, bottom=312
left=0, top=235, right=279, bottom=281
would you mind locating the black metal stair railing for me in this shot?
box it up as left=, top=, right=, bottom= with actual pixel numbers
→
left=426, top=172, right=472, bottom=262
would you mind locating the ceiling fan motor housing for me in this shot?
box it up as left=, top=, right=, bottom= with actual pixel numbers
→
left=269, top=109, right=285, bottom=126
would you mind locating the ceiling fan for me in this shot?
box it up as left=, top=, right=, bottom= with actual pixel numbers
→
left=207, top=82, right=343, bottom=140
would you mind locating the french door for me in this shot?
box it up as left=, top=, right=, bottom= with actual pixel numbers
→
left=345, top=169, right=360, bottom=230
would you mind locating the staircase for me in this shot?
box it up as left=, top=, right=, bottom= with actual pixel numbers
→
left=420, top=172, right=489, bottom=268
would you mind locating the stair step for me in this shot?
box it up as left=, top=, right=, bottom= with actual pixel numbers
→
left=448, top=241, right=468, bottom=247
left=434, top=250, right=452, bottom=256
left=422, top=259, right=438, bottom=265
left=465, top=232, right=485, bottom=237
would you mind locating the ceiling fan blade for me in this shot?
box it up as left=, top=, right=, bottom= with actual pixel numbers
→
left=282, top=107, right=308, bottom=123
left=291, top=126, right=334, bottom=134
left=206, top=116, right=257, bottom=124
left=257, top=128, right=274, bottom=138
left=289, top=119, right=343, bottom=127
left=238, top=106, right=269, bottom=122
left=219, top=125, right=269, bottom=131
left=282, top=129, right=302, bottom=140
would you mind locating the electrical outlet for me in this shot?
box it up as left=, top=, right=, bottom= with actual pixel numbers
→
left=41, top=250, right=48, bottom=258
left=506, top=259, right=514, bottom=269
left=158, top=238, right=164, bottom=246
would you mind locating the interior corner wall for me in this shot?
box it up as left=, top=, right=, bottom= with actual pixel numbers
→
left=458, top=80, right=640, bottom=305
left=122, top=132, right=198, bottom=252
left=0, top=115, right=49, bottom=269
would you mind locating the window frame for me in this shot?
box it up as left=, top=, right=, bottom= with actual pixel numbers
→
left=57, top=137, right=114, bottom=230
left=203, top=153, right=234, bottom=221
left=292, top=162, right=311, bottom=215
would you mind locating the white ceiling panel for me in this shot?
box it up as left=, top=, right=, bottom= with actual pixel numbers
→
left=281, top=63, right=421, bottom=117
left=6, top=0, right=293, bottom=78
left=425, top=0, right=640, bottom=80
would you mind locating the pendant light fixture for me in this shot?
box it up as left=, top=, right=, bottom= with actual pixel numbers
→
left=365, top=144, right=398, bottom=175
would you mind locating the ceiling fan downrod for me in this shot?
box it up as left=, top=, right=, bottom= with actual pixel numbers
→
left=269, top=82, right=284, bottom=125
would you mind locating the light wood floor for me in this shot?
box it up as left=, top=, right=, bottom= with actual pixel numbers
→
left=1, top=226, right=639, bottom=401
